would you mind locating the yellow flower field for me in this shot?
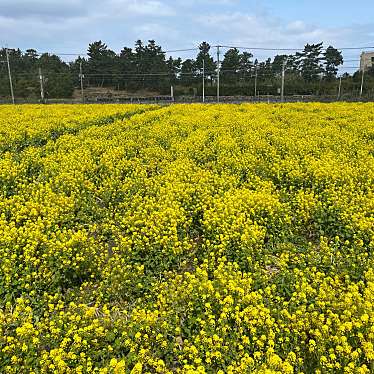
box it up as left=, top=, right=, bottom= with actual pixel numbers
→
left=0, top=103, right=373, bottom=373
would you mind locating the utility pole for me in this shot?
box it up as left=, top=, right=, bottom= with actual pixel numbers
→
left=202, top=58, right=205, bottom=103
left=5, top=48, right=15, bottom=104
left=254, top=63, right=258, bottom=101
left=216, top=45, right=220, bottom=103
left=79, top=61, right=84, bottom=103
left=337, top=76, right=342, bottom=100
left=360, top=68, right=365, bottom=99
left=39, top=67, right=45, bottom=103
left=281, top=59, right=287, bottom=102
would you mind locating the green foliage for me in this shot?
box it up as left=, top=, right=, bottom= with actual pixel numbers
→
left=1, top=41, right=373, bottom=99
left=324, top=46, right=344, bottom=79
left=0, top=48, right=73, bottom=99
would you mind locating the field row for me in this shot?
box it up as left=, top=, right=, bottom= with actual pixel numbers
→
left=0, top=103, right=373, bottom=373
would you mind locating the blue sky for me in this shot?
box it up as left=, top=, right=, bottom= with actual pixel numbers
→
left=1, top=0, right=373, bottom=70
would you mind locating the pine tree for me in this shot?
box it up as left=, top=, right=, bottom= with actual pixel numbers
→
left=296, top=43, right=324, bottom=81
left=195, top=42, right=216, bottom=83
left=323, top=46, right=343, bottom=80
left=221, top=48, right=241, bottom=84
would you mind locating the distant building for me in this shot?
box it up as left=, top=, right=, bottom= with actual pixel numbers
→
left=360, top=51, right=374, bottom=71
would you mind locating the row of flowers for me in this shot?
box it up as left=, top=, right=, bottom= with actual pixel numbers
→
left=0, top=103, right=373, bottom=373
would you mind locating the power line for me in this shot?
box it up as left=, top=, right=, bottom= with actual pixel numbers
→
left=9, top=65, right=363, bottom=79
left=31, top=47, right=199, bottom=57
left=4, top=43, right=373, bottom=61
left=37, top=44, right=368, bottom=55
left=40, top=52, right=88, bottom=56
left=218, top=44, right=374, bottom=52
left=163, top=47, right=200, bottom=53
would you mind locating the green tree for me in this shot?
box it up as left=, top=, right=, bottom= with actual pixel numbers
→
left=180, top=59, right=197, bottom=86
left=285, top=54, right=300, bottom=73
left=296, top=43, right=324, bottom=81
left=134, top=40, right=169, bottom=90
left=38, top=54, right=74, bottom=98
left=118, top=47, right=136, bottom=90
left=272, top=55, right=288, bottom=75
left=70, top=56, right=88, bottom=93
left=196, top=42, right=216, bottom=83
left=24, top=49, right=38, bottom=71
left=1, top=48, right=40, bottom=98
left=257, top=58, right=272, bottom=77
left=0, top=49, right=11, bottom=97
left=87, top=40, right=117, bottom=87
left=239, top=52, right=253, bottom=73
left=323, top=46, right=343, bottom=80
left=166, top=57, right=182, bottom=86
left=221, top=48, right=241, bottom=84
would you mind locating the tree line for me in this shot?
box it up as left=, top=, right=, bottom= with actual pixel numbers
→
left=1, top=41, right=374, bottom=99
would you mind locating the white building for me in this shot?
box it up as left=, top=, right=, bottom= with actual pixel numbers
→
left=360, top=51, right=374, bottom=71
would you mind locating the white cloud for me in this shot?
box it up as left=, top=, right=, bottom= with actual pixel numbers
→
left=117, top=0, right=175, bottom=16
left=0, top=0, right=175, bottom=21
left=0, top=0, right=372, bottom=69
left=0, top=0, right=89, bottom=20
left=286, top=20, right=308, bottom=33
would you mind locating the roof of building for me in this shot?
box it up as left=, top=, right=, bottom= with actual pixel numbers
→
left=361, top=51, right=374, bottom=56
